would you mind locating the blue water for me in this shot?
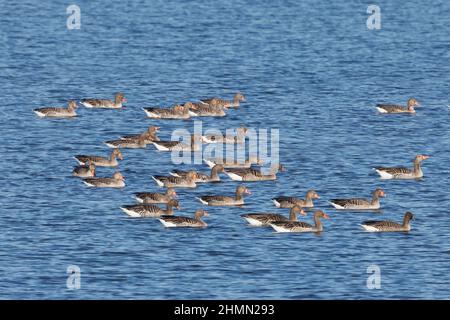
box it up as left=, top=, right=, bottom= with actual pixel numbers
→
left=0, top=0, right=449, bottom=299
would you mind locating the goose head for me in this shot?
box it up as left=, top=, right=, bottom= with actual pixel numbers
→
left=113, top=172, right=125, bottom=181
left=68, top=100, right=78, bottom=110
left=306, top=190, right=320, bottom=199
left=113, top=148, right=124, bottom=160
left=195, top=209, right=209, bottom=219
left=415, top=154, right=430, bottom=163
left=115, top=92, right=126, bottom=104
left=166, top=188, right=177, bottom=198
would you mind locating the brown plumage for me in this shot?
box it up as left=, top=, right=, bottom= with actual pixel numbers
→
left=201, top=93, right=246, bottom=108
left=272, top=190, right=320, bottom=208
left=72, top=160, right=96, bottom=178
left=81, top=92, right=126, bottom=109
left=197, top=185, right=251, bottom=206
left=134, top=188, right=177, bottom=204
left=375, top=154, right=430, bottom=179
left=83, top=172, right=125, bottom=188
left=121, top=126, right=161, bottom=142
left=186, top=101, right=227, bottom=117
left=270, top=210, right=330, bottom=233
left=329, top=188, right=385, bottom=210
left=376, top=98, right=419, bottom=113
left=361, top=212, right=414, bottom=232
left=74, top=148, right=123, bottom=167
left=170, top=164, right=224, bottom=183
left=105, top=136, right=146, bottom=149
left=158, top=209, right=209, bottom=228
left=153, top=135, right=201, bottom=151
left=121, top=199, right=180, bottom=217
left=143, top=104, right=190, bottom=119
left=241, top=206, right=306, bottom=226
left=34, top=100, right=78, bottom=118
left=152, top=172, right=197, bottom=188
left=225, top=164, right=286, bottom=181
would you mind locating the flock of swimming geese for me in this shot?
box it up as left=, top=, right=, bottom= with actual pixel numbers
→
left=34, top=94, right=428, bottom=233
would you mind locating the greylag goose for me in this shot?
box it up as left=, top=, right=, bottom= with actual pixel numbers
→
left=202, top=127, right=248, bottom=144
left=105, top=136, right=146, bottom=149
left=329, top=188, right=386, bottom=210
left=121, top=199, right=180, bottom=218
left=375, top=154, right=430, bottom=179
left=134, top=188, right=177, bottom=204
left=200, top=93, right=246, bottom=108
left=185, top=102, right=227, bottom=117
left=241, top=205, right=306, bottom=227
left=34, top=100, right=78, bottom=118
left=360, top=211, right=414, bottom=232
left=158, top=209, right=209, bottom=228
left=203, top=156, right=263, bottom=169
left=74, top=148, right=123, bottom=167
left=270, top=210, right=329, bottom=233
left=72, top=161, right=96, bottom=178
left=225, top=164, right=286, bottom=181
left=170, top=164, right=224, bottom=183
left=376, top=98, right=420, bottom=114
left=80, top=92, right=126, bottom=109
left=83, top=172, right=125, bottom=188
left=153, top=135, right=201, bottom=151
left=152, top=171, right=197, bottom=188
left=272, top=190, right=320, bottom=208
left=142, top=104, right=190, bottom=119
left=120, top=126, right=161, bottom=142
left=196, top=185, right=251, bottom=206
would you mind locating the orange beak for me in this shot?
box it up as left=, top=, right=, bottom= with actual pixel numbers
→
left=323, top=213, right=330, bottom=219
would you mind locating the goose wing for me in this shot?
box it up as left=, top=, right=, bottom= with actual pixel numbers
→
left=134, top=192, right=164, bottom=202
left=83, top=177, right=113, bottom=185
left=376, top=166, right=412, bottom=175
left=330, top=198, right=369, bottom=207
left=154, top=141, right=181, bottom=148
left=272, top=196, right=301, bottom=204
left=362, top=220, right=402, bottom=229
left=272, top=221, right=313, bottom=229
left=75, top=155, right=105, bottom=164
left=376, top=104, right=406, bottom=112
left=241, top=213, right=287, bottom=224
left=159, top=215, right=199, bottom=226
left=200, top=195, right=231, bottom=202
left=82, top=99, right=112, bottom=107
left=121, top=204, right=162, bottom=216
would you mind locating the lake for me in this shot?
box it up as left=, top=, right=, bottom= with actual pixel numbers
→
left=0, top=0, right=449, bottom=299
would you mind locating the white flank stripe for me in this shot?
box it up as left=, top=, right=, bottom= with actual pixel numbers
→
left=225, top=172, right=243, bottom=181
left=152, top=176, right=164, bottom=187
left=196, top=197, right=209, bottom=205
left=121, top=207, right=142, bottom=217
